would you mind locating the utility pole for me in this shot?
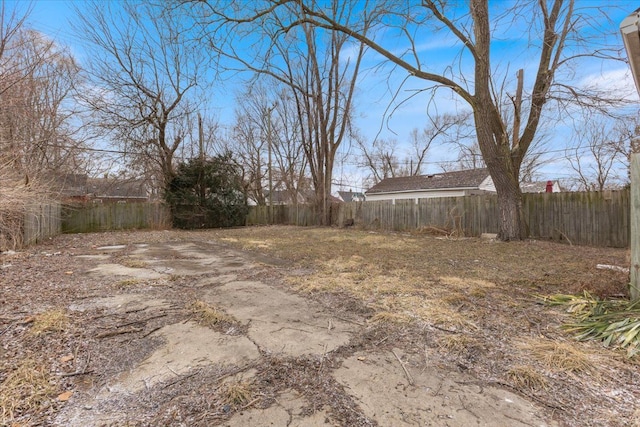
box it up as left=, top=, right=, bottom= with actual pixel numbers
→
left=198, top=112, right=205, bottom=208
left=198, top=112, right=204, bottom=163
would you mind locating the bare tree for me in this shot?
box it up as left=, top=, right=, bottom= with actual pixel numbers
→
left=75, top=1, right=208, bottom=192
left=0, top=17, right=85, bottom=182
left=0, top=3, right=86, bottom=248
left=441, top=141, right=486, bottom=172
left=220, top=82, right=308, bottom=206
left=207, top=0, right=623, bottom=239
left=185, top=0, right=366, bottom=225
left=566, top=116, right=631, bottom=191
left=357, top=136, right=402, bottom=185
left=270, top=89, right=309, bottom=207
left=359, top=112, right=467, bottom=185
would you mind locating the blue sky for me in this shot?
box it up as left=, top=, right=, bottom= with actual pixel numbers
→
left=12, top=0, right=640, bottom=191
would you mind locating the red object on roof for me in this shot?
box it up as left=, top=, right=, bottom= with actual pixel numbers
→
left=546, top=181, right=553, bottom=193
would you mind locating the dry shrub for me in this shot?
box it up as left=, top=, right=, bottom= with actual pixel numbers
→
left=190, top=301, right=235, bottom=327
left=507, top=365, right=548, bottom=391
left=30, top=309, right=68, bottom=335
left=0, top=164, right=52, bottom=251
left=0, top=359, right=56, bottom=424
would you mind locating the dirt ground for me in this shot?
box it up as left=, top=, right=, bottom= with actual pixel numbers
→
left=1, top=226, right=639, bottom=426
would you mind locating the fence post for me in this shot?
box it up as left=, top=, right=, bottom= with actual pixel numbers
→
left=631, top=154, right=640, bottom=301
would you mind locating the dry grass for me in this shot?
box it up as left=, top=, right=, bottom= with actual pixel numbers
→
left=507, top=365, right=549, bottom=391
left=122, top=258, right=148, bottom=269
left=522, top=339, right=593, bottom=373
left=438, top=334, right=474, bottom=354
left=190, top=301, right=236, bottom=327
left=114, top=279, right=142, bottom=288
left=0, top=359, right=57, bottom=424
left=219, top=380, right=253, bottom=406
left=30, top=309, right=68, bottom=335
left=369, top=311, right=414, bottom=324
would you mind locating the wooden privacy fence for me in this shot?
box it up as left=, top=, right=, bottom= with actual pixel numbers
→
left=62, top=202, right=171, bottom=234
left=12, top=191, right=626, bottom=247
left=247, top=190, right=630, bottom=248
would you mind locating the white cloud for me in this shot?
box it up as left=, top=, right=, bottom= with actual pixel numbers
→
left=578, top=67, right=640, bottom=102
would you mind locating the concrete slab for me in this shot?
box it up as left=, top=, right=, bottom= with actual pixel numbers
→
left=105, top=322, right=261, bottom=394
left=88, top=263, right=166, bottom=280
left=96, top=245, right=127, bottom=251
left=129, top=242, right=255, bottom=276
left=335, top=349, right=558, bottom=427
left=205, top=281, right=354, bottom=356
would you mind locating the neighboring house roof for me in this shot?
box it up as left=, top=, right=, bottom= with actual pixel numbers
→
left=338, top=191, right=366, bottom=202
left=50, top=173, right=88, bottom=197
left=366, top=168, right=492, bottom=195
left=520, top=180, right=562, bottom=193
left=87, top=178, right=148, bottom=200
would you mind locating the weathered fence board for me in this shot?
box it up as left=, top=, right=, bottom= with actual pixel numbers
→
left=62, top=202, right=171, bottom=233
left=0, top=202, right=61, bottom=250
left=23, top=202, right=61, bottom=246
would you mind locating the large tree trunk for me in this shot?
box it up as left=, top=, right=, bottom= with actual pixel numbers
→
left=471, top=0, right=527, bottom=241
left=490, top=168, right=527, bottom=241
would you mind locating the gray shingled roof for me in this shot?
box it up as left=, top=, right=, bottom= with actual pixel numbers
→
left=87, top=178, right=148, bottom=199
left=366, top=168, right=490, bottom=194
